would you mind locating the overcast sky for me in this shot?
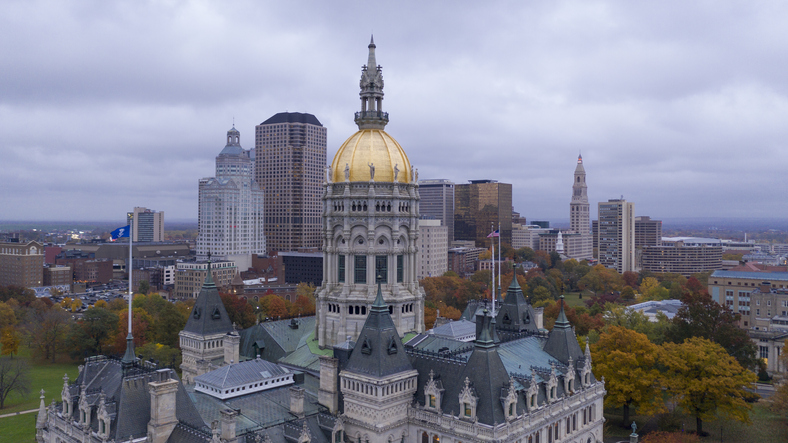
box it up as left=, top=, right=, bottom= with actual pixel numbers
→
left=2, top=1, right=787, bottom=224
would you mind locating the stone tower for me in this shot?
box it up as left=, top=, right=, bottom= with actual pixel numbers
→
left=569, top=154, right=593, bottom=259
left=316, top=37, right=425, bottom=347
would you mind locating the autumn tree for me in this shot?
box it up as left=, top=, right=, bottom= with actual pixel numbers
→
left=639, top=277, right=669, bottom=301
left=0, top=286, right=35, bottom=305
left=668, top=290, right=757, bottom=369
left=603, top=304, right=673, bottom=345
left=25, top=300, right=72, bottom=362
left=661, top=337, right=757, bottom=436
left=260, top=294, right=288, bottom=319
left=218, top=293, right=256, bottom=329
left=578, top=265, right=623, bottom=295
left=0, top=301, right=16, bottom=329
left=591, top=326, right=665, bottom=426
left=0, top=356, right=30, bottom=409
left=622, top=271, right=640, bottom=289
left=0, top=327, right=21, bottom=357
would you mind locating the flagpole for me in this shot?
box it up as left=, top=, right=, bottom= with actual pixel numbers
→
left=498, top=221, right=501, bottom=296
left=491, top=223, right=495, bottom=313
left=128, top=216, right=133, bottom=336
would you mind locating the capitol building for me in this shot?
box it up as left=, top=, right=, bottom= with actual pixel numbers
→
left=35, top=38, right=605, bottom=443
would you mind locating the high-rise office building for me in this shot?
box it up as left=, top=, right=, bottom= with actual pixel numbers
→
left=196, top=127, right=266, bottom=271
left=417, top=219, right=448, bottom=279
left=454, top=180, right=512, bottom=247
left=418, top=179, right=454, bottom=245
left=568, top=155, right=593, bottom=260
left=127, top=207, right=164, bottom=242
left=635, top=216, right=663, bottom=248
left=597, top=198, right=635, bottom=273
left=255, top=112, right=327, bottom=252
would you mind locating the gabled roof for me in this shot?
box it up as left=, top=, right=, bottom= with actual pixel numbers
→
left=432, top=319, right=476, bottom=340
left=182, top=268, right=233, bottom=336
left=344, top=282, right=414, bottom=378
left=194, top=358, right=290, bottom=391
left=542, top=297, right=583, bottom=365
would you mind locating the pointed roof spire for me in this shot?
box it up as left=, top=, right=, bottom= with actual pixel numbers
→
left=356, top=37, right=388, bottom=130
left=543, top=295, right=583, bottom=364
left=344, top=276, right=413, bottom=377
left=182, top=256, right=233, bottom=336
left=367, top=34, right=378, bottom=74
left=371, top=277, right=387, bottom=312
left=36, top=389, right=47, bottom=428
left=578, top=152, right=583, bottom=163
left=554, top=296, right=570, bottom=328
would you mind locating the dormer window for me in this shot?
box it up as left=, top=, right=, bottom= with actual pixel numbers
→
left=361, top=337, right=372, bottom=355
left=423, top=370, right=444, bottom=411
left=429, top=395, right=436, bottom=408
left=458, top=377, right=477, bottom=420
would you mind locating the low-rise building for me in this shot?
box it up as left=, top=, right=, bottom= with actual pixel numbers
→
left=0, top=240, right=44, bottom=288
left=447, top=246, right=485, bottom=277
left=174, top=260, right=236, bottom=298
left=43, top=265, right=73, bottom=287
left=641, top=237, right=722, bottom=276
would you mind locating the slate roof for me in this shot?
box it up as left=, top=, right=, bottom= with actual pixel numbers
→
left=431, top=319, right=476, bottom=340
left=68, top=358, right=208, bottom=442
left=542, top=297, right=584, bottom=365
left=239, top=317, right=316, bottom=363
left=182, top=268, right=234, bottom=336
left=496, top=276, right=540, bottom=334
left=194, top=357, right=290, bottom=391
left=261, top=112, right=323, bottom=127
left=344, top=282, right=414, bottom=378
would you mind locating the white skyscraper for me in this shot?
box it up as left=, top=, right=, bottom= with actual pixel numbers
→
left=598, top=198, right=635, bottom=273
left=567, top=154, right=593, bottom=260
left=196, top=127, right=266, bottom=271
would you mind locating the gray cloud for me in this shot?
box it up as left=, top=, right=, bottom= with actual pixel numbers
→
left=2, top=0, right=788, bottom=223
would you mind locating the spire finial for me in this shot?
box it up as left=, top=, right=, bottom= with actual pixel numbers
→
left=578, top=152, right=583, bottom=163
left=372, top=277, right=387, bottom=311
left=369, top=34, right=375, bottom=47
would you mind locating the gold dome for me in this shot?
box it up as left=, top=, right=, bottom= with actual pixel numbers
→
left=331, top=129, right=412, bottom=183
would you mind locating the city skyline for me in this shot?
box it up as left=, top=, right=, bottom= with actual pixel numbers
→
left=3, top=1, right=788, bottom=222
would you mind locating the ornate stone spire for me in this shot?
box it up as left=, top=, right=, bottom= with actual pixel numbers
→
left=355, top=35, right=389, bottom=130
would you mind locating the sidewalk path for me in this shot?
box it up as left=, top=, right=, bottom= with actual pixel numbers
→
left=0, top=408, right=37, bottom=419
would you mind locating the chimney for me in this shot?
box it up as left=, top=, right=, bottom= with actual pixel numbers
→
left=318, top=356, right=339, bottom=413
left=147, top=370, right=179, bottom=443
left=760, top=281, right=772, bottom=293
left=224, top=331, right=240, bottom=365
left=220, top=408, right=239, bottom=442
left=289, top=386, right=305, bottom=417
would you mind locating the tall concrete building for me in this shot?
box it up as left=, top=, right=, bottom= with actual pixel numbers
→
left=315, top=37, right=425, bottom=348
left=454, top=180, right=512, bottom=247
left=597, top=199, right=635, bottom=273
left=127, top=207, right=164, bottom=242
left=196, top=126, right=266, bottom=271
left=417, top=219, right=448, bottom=279
left=0, top=241, right=43, bottom=288
left=635, top=216, right=663, bottom=248
left=418, top=179, right=454, bottom=245
left=255, top=112, right=327, bottom=252
left=568, top=155, right=593, bottom=260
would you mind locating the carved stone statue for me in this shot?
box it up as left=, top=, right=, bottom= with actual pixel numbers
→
left=344, top=163, right=350, bottom=181
left=414, top=167, right=419, bottom=182
left=368, top=162, right=375, bottom=180
left=394, top=163, right=399, bottom=181
left=326, top=165, right=333, bottom=183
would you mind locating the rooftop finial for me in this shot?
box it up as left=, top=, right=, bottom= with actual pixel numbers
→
left=578, top=152, right=583, bottom=163
left=369, top=34, right=375, bottom=47
left=356, top=37, right=388, bottom=130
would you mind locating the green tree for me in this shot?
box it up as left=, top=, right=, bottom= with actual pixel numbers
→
left=66, top=307, right=119, bottom=358
left=591, top=326, right=666, bottom=426
left=138, top=280, right=150, bottom=295
left=0, top=356, right=30, bottom=409
left=578, top=264, right=623, bottom=295
left=640, top=277, right=670, bottom=301
left=137, top=342, right=181, bottom=368
left=662, top=337, right=757, bottom=436
left=667, top=290, right=757, bottom=369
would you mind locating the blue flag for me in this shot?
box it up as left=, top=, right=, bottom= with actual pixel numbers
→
left=111, top=225, right=130, bottom=240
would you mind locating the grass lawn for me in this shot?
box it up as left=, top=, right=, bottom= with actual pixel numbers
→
left=0, top=412, right=37, bottom=443
left=1, top=347, right=79, bottom=414
left=562, top=291, right=591, bottom=308
left=604, top=403, right=788, bottom=442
